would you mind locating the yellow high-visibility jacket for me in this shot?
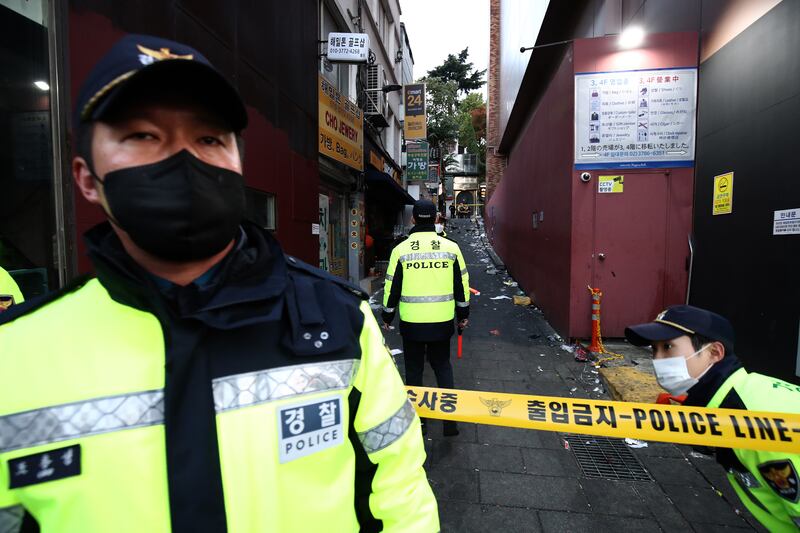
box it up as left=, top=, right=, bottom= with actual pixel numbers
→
left=0, top=222, right=438, bottom=532
left=382, top=226, right=469, bottom=341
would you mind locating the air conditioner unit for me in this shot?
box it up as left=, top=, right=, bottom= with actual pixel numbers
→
left=365, top=64, right=386, bottom=119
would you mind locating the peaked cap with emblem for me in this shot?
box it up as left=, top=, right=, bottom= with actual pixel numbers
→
left=625, top=304, right=735, bottom=355
left=75, top=34, right=247, bottom=131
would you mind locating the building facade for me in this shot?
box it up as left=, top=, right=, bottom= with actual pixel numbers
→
left=0, top=0, right=415, bottom=303
left=486, top=0, right=799, bottom=382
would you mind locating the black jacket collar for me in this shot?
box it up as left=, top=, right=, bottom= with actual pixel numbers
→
left=84, top=221, right=287, bottom=328
left=684, top=354, right=743, bottom=407
left=409, top=223, right=436, bottom=234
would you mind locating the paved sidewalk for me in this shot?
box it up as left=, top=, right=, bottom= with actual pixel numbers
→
left=372, top=218, right=764, bottom=532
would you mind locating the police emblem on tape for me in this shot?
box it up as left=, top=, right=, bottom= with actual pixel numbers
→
left=758, top=460, right=799, bottom=503
left=278, top=396, right=343, bottom=463
left=8, top=445, right=80, bottom=488
left=480, top=397, right=512, bottom=417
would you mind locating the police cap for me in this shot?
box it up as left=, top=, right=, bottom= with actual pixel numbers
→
left=625, top=305, right=735, bottom=354
left=412, top=199, right=436, bottom=221
left=75, top=34, right=248, bottom=131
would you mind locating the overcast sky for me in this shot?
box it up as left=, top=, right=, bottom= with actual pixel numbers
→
left=400, top=0, right=490, bottom=98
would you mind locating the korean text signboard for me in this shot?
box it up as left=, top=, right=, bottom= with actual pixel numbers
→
left=319, top=75, right=363, bottom=171
left=575, top=68, right=697, bottom=170
left=327, top=33, right=369, bottom=63
left=404, top=83, right=426, bottom=140
left=713, top=172, right=734, bottom=215
left=406, top=141, right=429, bottom=181
left=773, top=208, right=800, bottom=236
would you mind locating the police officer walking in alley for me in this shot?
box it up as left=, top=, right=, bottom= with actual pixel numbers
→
left=0, top=34, right=437, bottom=532
left=626, top=305, right=800, bottom=532
left=382, top=199, right=469, bottom=436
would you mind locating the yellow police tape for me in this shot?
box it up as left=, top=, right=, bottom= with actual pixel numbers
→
left=406, top=386, right=800, bottom=454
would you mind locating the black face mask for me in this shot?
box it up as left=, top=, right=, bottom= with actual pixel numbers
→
left=95, top=150, right=245, bottom=261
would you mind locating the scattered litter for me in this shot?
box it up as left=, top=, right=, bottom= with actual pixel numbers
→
left=389, top=349, right=403, bottom=356
left=546, top=334, right=563, bottom=343
left=490, top=295, right=511, bottom=300
left=539, top=353, right=546, bottom=357
left=563, top=440, right=570, bottom=450
left=486, top=268, right=498, bottom=275
left=536, top=366, right=543, bottom=372
left=688, top=451, right=710, bottom=459
left=469, top=287, right=481, bottom=295
left=625, top=438, right=649, bottom=449
left=503, top=280, right=518, bottom=287
left=518, top=328, right=527, bottom=332
left=592, top=387, right=600, bottom=392
left=513, top=295, right=532, bottom=306
left=388, top=326, right=395, bottom=330
left=489, top=329, right=501, bottom=336
left=559, top=344, right=575, bottom=353
left=570, top=387, right=578, bottom=392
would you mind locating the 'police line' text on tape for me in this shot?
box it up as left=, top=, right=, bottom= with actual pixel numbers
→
left=406, top=386, right=800, bottom=453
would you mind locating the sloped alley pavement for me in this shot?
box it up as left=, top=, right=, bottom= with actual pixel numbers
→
left=371, top=218, right=765, bottom=532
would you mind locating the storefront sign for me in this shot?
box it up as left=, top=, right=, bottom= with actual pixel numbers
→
left=598, top=175, right=624, bottom=193
left=713, top=172, right=734, bottom=215
left=575, top=68, right=697, bottom=169
left=404, top=83, right=426, bottom=140
left=326, top=33, right=369, bottom=63
left=773, top=208, right=800, bottom=235
left=406, top=141, right=429, bottom=181
left=319, top=75, right=363, bottom=171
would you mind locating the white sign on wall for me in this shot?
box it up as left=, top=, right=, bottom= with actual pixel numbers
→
left=773, top=208, right=800, bottom=236
left=327, top=33, right=370, bottom=63
left=575, top=68, right=697, bottom=170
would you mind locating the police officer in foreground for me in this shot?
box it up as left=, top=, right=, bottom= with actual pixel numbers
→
left=382, top=199, right=469, bottom=436
left=0, top=34, right=437, bottom=532
left=626, top=305, right=800, bottom=532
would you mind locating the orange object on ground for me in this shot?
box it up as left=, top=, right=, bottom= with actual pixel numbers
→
left=457, top=334, right=463, bottom=359
left=588, top=287, right=602, bottom=353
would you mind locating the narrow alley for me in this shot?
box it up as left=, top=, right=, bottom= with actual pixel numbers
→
left=374, top=218, right=765, bottom=532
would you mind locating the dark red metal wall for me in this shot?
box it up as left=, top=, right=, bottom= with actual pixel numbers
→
left=487, top=32, right=698, bottom=339
left=485, top=48, right=576, bottom=335
left=68, top=1, right=319, bottom=273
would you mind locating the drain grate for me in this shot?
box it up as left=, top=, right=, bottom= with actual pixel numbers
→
left=563, top=434, right=653, bottom=482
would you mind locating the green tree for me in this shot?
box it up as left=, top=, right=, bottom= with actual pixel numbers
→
left=427, top=48, right=486, bottom=95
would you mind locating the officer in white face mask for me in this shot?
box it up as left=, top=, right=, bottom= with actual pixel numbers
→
left=625, top=305, right=800, bottom=532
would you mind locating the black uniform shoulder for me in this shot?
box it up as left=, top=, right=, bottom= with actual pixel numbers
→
left=284, top=255, right=368, bottom=300
left=389, top=235, right=408, bottom=252
left=0, top=274, right=92, bottom=326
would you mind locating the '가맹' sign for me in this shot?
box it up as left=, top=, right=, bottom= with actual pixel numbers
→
left=319, top=75, right=363, bottom=171
left=575, top=68, right=697, bottom=170
left=406, top=141, right=429, bottom=181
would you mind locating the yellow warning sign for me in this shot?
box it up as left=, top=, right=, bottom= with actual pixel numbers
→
left=406, top=386, right=800, bottom=453
left=598, top=175, right=624, bottom=193
left=713, top=172, right=734, bottom=215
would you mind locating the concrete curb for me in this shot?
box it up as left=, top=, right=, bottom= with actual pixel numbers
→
left=475, top=218, right=505, bottom=269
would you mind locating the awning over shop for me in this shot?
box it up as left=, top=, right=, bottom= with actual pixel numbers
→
left=365, top=168, right=415, bottom=205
